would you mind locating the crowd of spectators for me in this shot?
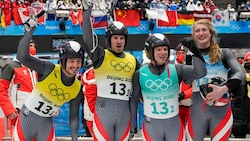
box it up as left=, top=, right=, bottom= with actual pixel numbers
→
left=43, top=0, right=219, bottom=21
left=238, top=0, right=250, bottom=11
left=1, top=0, right=250, bottom=24
left=0, top=0, right=219, bottom=22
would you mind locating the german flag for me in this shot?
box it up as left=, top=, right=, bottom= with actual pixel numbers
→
left=177, top=11, right=194, bottom=25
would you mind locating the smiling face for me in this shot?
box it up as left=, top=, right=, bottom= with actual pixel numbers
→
left=110, top=35, right=126, bottom=53
left=192, top=19, right=217, bottom=50
left=62, top=57, right=82, bottom=77
left=193, top=23, right=212, bottom=49
left=154, top=46, right=168, bottom=65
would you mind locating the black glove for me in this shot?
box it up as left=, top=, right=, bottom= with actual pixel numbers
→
left=186, top=54, right=192, bottom=65
left=181, top=37, right=205, bottom=63
left=178, top=92, right=185, bottom=102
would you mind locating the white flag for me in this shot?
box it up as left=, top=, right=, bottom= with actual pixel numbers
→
left=212, top=10, right=229, bottom=26
left=146, top=9, right=168, bottom=22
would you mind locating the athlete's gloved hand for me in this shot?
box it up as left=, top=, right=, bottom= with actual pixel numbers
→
left=82, top=0, right=93, bottom=11
left=178, top=92, right=185, bottom=102
left=181, top=37, right=205, bottom=63
left=24, top=15, right=37, bottom=32
left=129, top=127, right=138, bottom=141
left=24, top=10, right=45, bottom=32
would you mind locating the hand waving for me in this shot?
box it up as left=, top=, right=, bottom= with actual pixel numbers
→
left=24, top=10, right=45, bottom=32
left=24, top=15, right=37, bottom=32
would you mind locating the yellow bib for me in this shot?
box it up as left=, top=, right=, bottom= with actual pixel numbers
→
left=95, top=49, right=136, bottom=101
left=25, top=65, right=81, bottom=117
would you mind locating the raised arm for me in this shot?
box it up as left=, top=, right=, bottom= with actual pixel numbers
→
left=82, top=6, right=94, bottom=55
left=177, top=37, right=207, bottom=81
left=16, top=18, right=54, bottom=76
left=82, top=6, right=104, bottom=67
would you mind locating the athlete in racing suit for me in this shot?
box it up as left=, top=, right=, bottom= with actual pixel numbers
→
left=70, top=4, right=140, bottom=141
left=130, top=33, right=206, bottom=141
left=185, top=19, right=245, bottom=141
left=12, top=18, right=84, bottom=141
